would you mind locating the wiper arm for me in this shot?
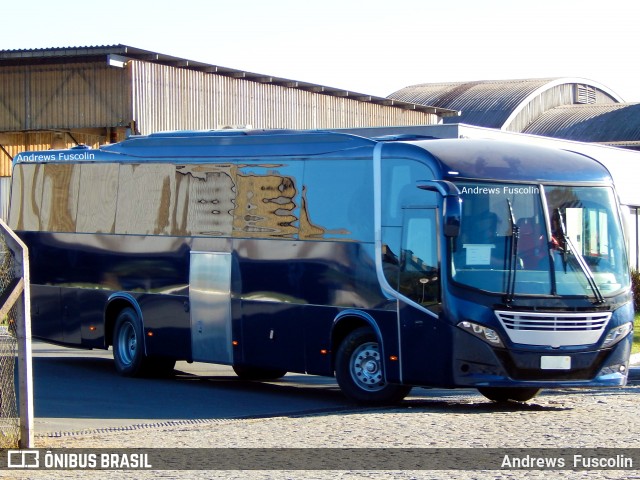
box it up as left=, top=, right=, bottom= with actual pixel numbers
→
left=555, top=210, right=605, bottom=304
left=503, top=199, right=518, bottom=304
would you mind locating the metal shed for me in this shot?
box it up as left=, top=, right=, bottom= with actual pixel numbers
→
left=0, top=44, right=456, bottom=178
left=388, top=77, right=622, bottom=133
left=523, top=103, right=640, bottom=148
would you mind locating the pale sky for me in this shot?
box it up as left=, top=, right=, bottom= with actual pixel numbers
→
left=3, top=0, right=640, bottom=101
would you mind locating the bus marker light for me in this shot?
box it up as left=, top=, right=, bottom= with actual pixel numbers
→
left=232, top=340, right=239, bottom=346
left=389, top=355, right=398, bottom=361
left=320, top=349, right=329, bottom=355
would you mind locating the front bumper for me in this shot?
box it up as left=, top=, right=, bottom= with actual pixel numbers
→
left=452, top=327, right=631, bottom=388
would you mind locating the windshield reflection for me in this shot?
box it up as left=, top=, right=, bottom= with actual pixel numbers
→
left=451, top=182, right=629, bottom=299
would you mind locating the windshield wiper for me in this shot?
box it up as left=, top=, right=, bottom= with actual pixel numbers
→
left=555, top=210, right=605, bottom=304
left=503, top=199, right=519, bottom=304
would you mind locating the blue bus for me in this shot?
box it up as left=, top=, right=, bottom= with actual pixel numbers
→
left=8, top=129, right=634, bottom=403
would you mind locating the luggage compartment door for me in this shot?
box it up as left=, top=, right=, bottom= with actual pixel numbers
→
left=189, top=252, right=233, bottom=363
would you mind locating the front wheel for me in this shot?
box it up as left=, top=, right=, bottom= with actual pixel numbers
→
left=478, top=387, right=540, bottom=402
left=335, top=327, right=411, bottom=405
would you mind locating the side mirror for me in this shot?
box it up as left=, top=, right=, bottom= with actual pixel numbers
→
left=417, top=180, right=462, bottom=237
left=443, top=195, right=462, bottom=237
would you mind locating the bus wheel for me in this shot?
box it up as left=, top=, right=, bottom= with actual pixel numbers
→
left=232, top=365, right=287, bottom=380
left=478, top=387, right=540, bottom=402
left=113, top=308, right=147, bottom=377
left=335, top=327, right=411, bottom=405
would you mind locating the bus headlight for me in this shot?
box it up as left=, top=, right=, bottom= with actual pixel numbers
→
left=602, top=322, right=632, bottom=348
left=457, top=321, right=504, bottom=348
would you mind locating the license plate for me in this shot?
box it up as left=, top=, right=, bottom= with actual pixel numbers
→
left=541, top=356, right=571, bottom=370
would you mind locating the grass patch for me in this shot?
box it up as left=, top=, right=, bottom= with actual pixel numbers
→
left=633, top=313, right=640, bottom=356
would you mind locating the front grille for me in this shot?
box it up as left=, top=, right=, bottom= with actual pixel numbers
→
left=495, top=310, right=611, bottom=347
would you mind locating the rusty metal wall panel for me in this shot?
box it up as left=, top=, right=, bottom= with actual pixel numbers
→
left=0, top=63, right=130, bottom=131
left=130, top=61, right=438, bottom=134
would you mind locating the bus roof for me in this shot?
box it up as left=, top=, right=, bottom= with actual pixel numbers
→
left=12, top=128, right=613, bottom=184
left=411, top=137, right=613, bottom=184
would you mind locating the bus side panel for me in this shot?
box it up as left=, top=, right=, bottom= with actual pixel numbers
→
left=139, top=294, right=192, bottom=360
left=30, top=285, right=63, bottom=344
left=301, top=305, right=335, bottom=377
left=399, top=304, right=454, bottom=387
left=237, top=301, right=306, bottom=373
left=233, top=239, right=386, bottom=374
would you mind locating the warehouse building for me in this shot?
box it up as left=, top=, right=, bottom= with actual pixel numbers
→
left=0, top=44, right=457, bottom=219
left=388, top=77, right=640, bottom=150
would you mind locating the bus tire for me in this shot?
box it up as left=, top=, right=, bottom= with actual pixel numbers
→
left=112, top=308, right=147, bottom=377
left=232, top=365, right=287, bottom=380
left=478, top=387, right=540, bottom=402
left=335, top=327, right=411, bottom=405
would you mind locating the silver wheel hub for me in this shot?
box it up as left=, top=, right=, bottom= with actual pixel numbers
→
left=350, top=342, right=385, bottom=391
left=117, top=321, right=137, bottom=366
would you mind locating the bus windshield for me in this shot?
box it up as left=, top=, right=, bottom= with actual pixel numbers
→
left=450, top=182, right=630, bottom=299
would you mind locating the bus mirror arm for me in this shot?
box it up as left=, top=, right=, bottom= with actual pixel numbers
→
left=417, top=180, right=462, bottom=237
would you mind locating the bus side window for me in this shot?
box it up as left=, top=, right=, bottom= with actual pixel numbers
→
left=399, top=209, right=439, bottom=306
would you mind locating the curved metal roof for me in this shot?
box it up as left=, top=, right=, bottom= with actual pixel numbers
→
left=388, top=77, right=623, bottom=129
left=523, top=103, right=640, bottom=142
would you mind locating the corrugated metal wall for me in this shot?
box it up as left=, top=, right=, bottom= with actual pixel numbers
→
left=0, top=61, right=130, bottom=176
left=0, top=58, right=439, bottom=177
left=505, top=84, right=577, bottom=132
left=0, top=62, right=130, bottom=131
left=506, top=84, right=619, bottom=132
left=0, top=131, right=108, bottom=177
left=0, top=177, right=9, bottom=221
left=130, top=61, right=438, bottom=134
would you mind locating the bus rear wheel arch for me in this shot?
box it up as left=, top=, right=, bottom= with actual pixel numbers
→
left=335, top=327, right=411, bottom=405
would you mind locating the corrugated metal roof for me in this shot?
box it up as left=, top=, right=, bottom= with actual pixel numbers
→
left=389, top=78, right=557, bottom=128
left=388, top=78, right=622, bottom=129
left=523, top=103, right=640, bottom=142
left=0, top=45, right=458, bottom=117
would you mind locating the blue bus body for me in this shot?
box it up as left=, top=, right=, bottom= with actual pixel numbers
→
left=9, top=129, right=634, bottom=403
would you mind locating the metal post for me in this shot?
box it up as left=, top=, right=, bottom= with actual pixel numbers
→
left=0, top=219, right=33, bottom=448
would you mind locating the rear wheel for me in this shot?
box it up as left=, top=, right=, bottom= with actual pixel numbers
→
left=113, top=308, right=146, bottom=377
left=335, top=327, right=411, bottom=405
left=478, top=387, right=540, bottom=402
left=112, top=308, right=176, bottom=377
left=232, top=365, right=287, bottom=380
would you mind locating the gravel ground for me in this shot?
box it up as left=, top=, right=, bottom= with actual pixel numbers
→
left=4, top=383, right=638, bottom=480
